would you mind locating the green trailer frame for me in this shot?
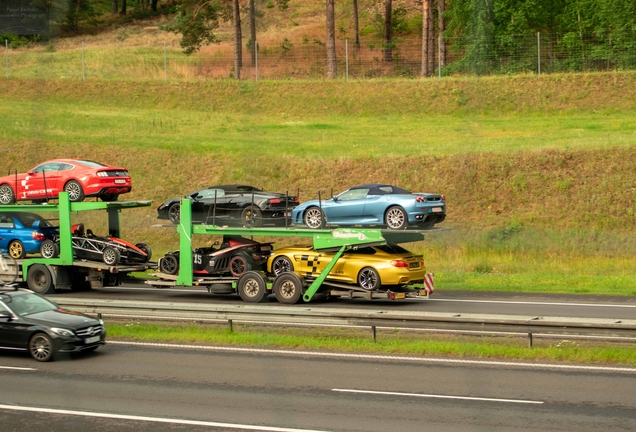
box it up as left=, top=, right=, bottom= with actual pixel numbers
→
left=161, top=198, right=431, bottom=302
left=0, top=192, right=155, bottom=293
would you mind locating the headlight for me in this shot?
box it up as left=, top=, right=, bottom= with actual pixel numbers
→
left=51, top=327, right=74, bottom=337
left=99, top=319, right=104, bottom=325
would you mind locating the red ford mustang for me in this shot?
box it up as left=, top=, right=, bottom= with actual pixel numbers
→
left=0, top=159, right=132, bottom=204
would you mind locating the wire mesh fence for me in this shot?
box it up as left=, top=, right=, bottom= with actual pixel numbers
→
left=4, top=33, right=636, bottom=81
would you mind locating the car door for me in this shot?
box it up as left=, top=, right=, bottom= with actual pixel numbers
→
left=0, top=214, right=15, bottom=252
left=326, top=188, right=369, bottom=224
left=195, top=189, right=228, bottom=222
left=0, top=301, right=29, bottom=349
left=22, top=162, right=62, bottom=200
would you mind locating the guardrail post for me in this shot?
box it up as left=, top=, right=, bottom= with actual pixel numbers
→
left=528, top=332, right=533, bottom=348
left=371, top=325, right=376, bottom=342
left=228, top=319, right=233, bottom=332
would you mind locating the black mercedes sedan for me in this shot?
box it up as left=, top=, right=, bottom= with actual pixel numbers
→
left=157, top=184, right=299, bottom=226
left=0, top=289, right=105, bottom=362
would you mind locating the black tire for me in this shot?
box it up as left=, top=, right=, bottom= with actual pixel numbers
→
left=271, top=256, right=294, bottom=276
left=0, top=253, right=18, bottom=284
left=27, top=264, right=55, bottom=294
left=159, top=254, right=179, bottom=275
left=229, top=254, right=249, bottom=277
left=8, top=240, right=26, bottom=259
left=102, top=247, right=120, bottom=266
left=0, top=184, right=15, bottom=204
left=29, top=333, right=55, bottom=362
left=100, top=194, right=119, bottom=202
left=303, top=207, right=326, bottom=229
left=273, top=273, right=305, bottom=304
left=357, top=267, right=381, bottom=291
left=64, top=180, right=85, bottom=202
left=241, top=205, right=263, bottom=228
left=237, top=271, right=269, bottom=303
left=40, top=239, right=59, bottom=259
left=168, top=203, right=180, bottom=224
left=385, top=206, right=408, bottom=230
left=135, top=242, right=152, bottom=262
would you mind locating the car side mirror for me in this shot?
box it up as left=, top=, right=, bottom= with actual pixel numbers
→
left=332, top=196, right=338, bottom=202
left=0, top=311, right=12, bottom=320
left=27, top=170, right=34, bottom=175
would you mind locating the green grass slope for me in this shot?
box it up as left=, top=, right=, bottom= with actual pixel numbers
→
left=1, top=73, right=635, bottom=295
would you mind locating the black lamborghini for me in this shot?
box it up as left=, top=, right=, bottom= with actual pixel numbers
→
left=157, top=184, right=299, bottom=227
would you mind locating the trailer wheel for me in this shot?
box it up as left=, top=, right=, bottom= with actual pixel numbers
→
left=159, top=254, right=179, bottom=275
left=27, top=264, right=55, bottom=294
left=273, top=273, right=304, bottom=304
left=237, top=271, right=269, bottom=303
left=103, top=247, right=120, bottom=266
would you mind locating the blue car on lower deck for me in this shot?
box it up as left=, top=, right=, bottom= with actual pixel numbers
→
left=0, top=212, right=58, bottom=259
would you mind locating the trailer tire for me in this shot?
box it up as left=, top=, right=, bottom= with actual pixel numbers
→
left=273, top=273, right=304, bottom=304
left=27, top=264, right=55, bottom=294
left=237, top=271, right=269, bottom=303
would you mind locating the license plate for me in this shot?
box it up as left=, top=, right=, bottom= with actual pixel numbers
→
left=394, top=293, right=406, bottom=299
left=114, top=179, right=126, bottom=184
left=409, top=262, right=420, bottom=269
left=432, top=207, right=443, bottom=213
left=85, top=335, right=100, bottom=344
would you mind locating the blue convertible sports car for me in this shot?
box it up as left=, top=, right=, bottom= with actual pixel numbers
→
left=292, top=184, right=446, bottom=230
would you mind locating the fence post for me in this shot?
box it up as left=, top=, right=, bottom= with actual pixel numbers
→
left=345, top=39, right=349, bottom=82
left=438, top=35, right=441, bottom=80
left=82, top=41, right=85, bottom=81
left=537, top=32, right=541, bottom=76
left=5, top=39, right=7, bottom=79
left=164, top=42, right=167, bottom=82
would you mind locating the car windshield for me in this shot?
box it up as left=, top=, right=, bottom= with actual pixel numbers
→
left=7, top=293, right=58, bottom=316
left=376, top=243, right=411, bottom=254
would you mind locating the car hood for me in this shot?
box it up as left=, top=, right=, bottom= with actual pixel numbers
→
left=24, top=309, right=100, bottom=330
left=158, top=197, right=182, bottom=209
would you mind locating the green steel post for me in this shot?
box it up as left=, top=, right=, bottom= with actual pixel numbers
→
left=302, top=244, right=347, bottom=302
left=57, top=192, right=74, bottom=264
left=176, top=198, right=194, bottom=286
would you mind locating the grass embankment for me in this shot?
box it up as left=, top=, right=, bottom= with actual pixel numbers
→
left=109, top=321, right=636, bottom=366
left=1, top=74, right=635, bottom=295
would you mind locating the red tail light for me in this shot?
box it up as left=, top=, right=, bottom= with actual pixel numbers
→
left=294, top=197, right=299, bottom=202
left=441, top=195, right=446, bottom=201
left=270, top=198, right=281, bottom=204
left=390, top=260, right=409, bottom=267
left=32, top=232, right=45, bottom=241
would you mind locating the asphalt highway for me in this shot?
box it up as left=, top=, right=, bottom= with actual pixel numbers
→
left=45, top=284, right=636, bottom=321
left=1, top=342, right=635, bottom=431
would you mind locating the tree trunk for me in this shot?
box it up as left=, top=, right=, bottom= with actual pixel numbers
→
left=352, top=0, right=360, bottom=51
left=120, top=0, right=126, bottom=15
left=151, top=0, right=159, bottom=12
left=326, top=0, right=337, bottom=79
left=383, top=0, right=392, bottom=62
left=233, top=0, right=242, bottom=79
left=250, top=0, right=257, bottom=66
left=438, top=0, right=446, bottom=68
left=427, top=0, right=435, bottom=75
left=421, top=0, right=433, bottom=77
left=112, top=0, right=118, bottom=15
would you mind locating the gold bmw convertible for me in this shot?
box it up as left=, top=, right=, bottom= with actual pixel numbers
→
left=267, top=244, right=426, bottom=291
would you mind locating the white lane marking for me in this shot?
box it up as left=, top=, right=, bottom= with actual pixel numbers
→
left=332, top=388, right=544, bottom=405
left=0, top=403, right=330, bottom=432
left=0, top=366, right=36, bottom=371
left=110, top=341, right=636, bottom=373
left=428, top=298, right=636, bottom=309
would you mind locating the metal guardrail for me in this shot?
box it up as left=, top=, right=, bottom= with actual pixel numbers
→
left=54, top=298, right=636, bottom=339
